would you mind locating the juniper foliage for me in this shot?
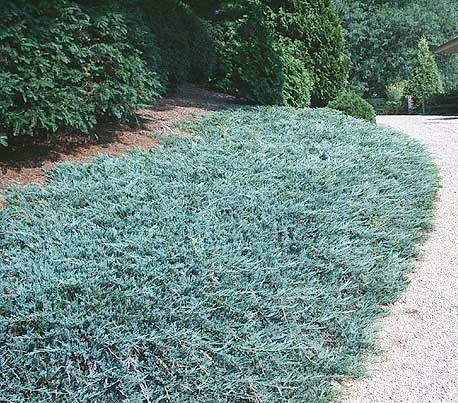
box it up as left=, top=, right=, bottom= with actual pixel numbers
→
left=0, top=108, right=438, bottom=401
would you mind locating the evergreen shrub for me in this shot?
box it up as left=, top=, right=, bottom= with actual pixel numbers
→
left=143, top=0, right=215, bottom=91
left=209, top=0, right=348, bottom=106
left=0, top=1, right=161, bottom=146
left=0, top=107, right=438, bottom=401
left=269, top=0, right=350, bottom=106
left=406, top=37, right=444, bottom=112
left=209, top=2, right=285, bottom=105
left=328, top=91, right=377, bottom=122
left=385, top=82, right=406, bottom=114
left=276, top=41, right=315, bottom=108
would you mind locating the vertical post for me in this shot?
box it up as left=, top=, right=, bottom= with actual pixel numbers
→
left=407, top=95, right=414, bottom=114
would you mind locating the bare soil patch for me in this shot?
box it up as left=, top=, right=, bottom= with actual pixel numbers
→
left=0, top=85, right=239, bottom=191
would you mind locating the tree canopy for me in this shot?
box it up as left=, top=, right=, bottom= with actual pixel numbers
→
left=336, top=0, right=458, bottom=97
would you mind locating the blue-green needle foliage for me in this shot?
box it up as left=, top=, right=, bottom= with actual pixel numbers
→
left=0, top=108, right=438, bottom=401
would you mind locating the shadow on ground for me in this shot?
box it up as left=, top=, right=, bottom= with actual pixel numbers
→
left=0, top=85, right=241, bottom=190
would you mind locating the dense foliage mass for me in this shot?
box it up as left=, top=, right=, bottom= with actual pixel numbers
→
left=0, top=0, right=214, bottom=146
left=335, top=0, right=458, bottom=97
left=278, top=42, right=315, bottom=107
left=0, top=1, right=161, bottom=145
left=328, top=91, right=377, bottom=122
left=209, top=0, right=349, bottom=106
left=209, top=2, right=286, bottom=105
left=77, top=0, right=215, bottom=91
left=0, top=108, right=438, bottom=401
left=143, top=0, right=215, bottom=90
left=269, top=0, right=350, bottom=106
left=0, top=0, right=353, bottom=145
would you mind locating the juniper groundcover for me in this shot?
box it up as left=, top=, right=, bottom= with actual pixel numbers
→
left=0, top=107, right=438, bottom=402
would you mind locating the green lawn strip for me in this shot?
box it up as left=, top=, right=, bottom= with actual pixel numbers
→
left=0, top=107, right=438, bottom=402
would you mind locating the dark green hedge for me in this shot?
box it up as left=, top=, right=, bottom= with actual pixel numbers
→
left=269, top=0, right=350, bottom=106
left=143, top=0, right=215, bottom=91
left=0, top=0, right=215, bottom=146
left=0, top=1, right=162, bottom=146
left=209, top=2, right=285, bottom=105
left=277, top=40, right=315, bottom=108
left=0, top=0, right=352, bottom=146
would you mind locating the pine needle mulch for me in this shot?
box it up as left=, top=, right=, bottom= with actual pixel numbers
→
left=0, top=107, right=438, bottom=402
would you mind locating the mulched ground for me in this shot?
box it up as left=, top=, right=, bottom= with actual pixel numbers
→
left=0, top=85, right=240, bottom=192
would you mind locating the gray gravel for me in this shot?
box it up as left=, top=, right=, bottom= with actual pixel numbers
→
left=339, top=115, right=458, bottom=403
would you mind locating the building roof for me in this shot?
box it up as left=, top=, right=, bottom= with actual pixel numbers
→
left=436, top=37, right=458, bottom=54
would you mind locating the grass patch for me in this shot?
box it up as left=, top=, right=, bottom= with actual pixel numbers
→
left=0, top=107, right=438, bottom=401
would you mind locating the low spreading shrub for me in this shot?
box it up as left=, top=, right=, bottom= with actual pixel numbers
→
left=328, top=91, right=377, bottom=122
left=0, top=107, right=438, bottom=401
left=0, top=1, right=161, bottom=146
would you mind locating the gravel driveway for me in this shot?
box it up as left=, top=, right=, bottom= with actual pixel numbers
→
left=340, top=115, right=458, bottom=403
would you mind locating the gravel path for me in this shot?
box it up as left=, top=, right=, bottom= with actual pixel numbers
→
left=340, top=115, right=458, bottom=403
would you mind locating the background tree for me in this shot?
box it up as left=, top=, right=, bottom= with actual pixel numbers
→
left=406, top=38, right=444, bottom=113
